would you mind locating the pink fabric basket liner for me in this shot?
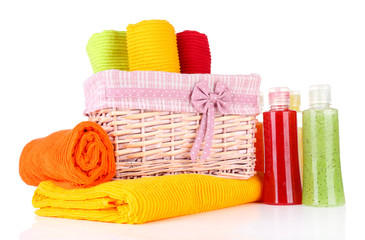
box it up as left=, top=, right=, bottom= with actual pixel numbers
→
left=84, top=70, right=261, bottom=116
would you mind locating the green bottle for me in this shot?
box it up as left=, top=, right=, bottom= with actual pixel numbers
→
left=302, top=85, right=345, bottom=207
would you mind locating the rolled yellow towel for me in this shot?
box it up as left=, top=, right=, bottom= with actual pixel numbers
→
left=126, top=20, right=180, bottom=73
left=33, top=174, right=262, bottom=224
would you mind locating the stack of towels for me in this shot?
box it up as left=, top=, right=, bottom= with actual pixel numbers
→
left=19, top=19, right=263, bottom=224
left=86, top=19, right=211, bottom=74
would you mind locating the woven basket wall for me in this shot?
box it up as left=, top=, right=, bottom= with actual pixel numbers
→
left=88, top=107, right=257, bottom=180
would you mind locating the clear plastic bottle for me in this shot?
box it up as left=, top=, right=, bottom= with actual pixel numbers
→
left=263, top=87, right=302, bottom=205
left=302, top=85, right=345, bottom=207
left=254, top=92, right=264, bottom=175
left=290, top=90, right=303, bottom=184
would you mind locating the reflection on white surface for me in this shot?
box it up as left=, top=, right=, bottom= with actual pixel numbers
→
left=20, top=203, right=346, bottom=240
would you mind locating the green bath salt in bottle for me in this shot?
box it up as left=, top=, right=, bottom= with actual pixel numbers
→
left=302, top=85, right=345, bottom=207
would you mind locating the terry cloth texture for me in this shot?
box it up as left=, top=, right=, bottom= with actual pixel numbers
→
left=33, top=174, right=263, bottom=224
left=86, top=30, right=129, bottom=73
left=19, top=121, right=115, bottom=189
left=126, top=20, right=180, bottom=73
left=177, top=30, right=211, bottom=74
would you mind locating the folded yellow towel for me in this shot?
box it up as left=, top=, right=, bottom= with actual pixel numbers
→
left=33, top=174, right=262, bottom=224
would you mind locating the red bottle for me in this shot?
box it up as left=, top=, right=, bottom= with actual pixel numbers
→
left=263, top=87, right=302, bottom=205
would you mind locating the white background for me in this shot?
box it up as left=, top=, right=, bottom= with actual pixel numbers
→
left=1, top=0, right=364, bottom=239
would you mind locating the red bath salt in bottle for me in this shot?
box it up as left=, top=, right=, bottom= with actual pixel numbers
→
left=263, top=87, right=302, bottom=205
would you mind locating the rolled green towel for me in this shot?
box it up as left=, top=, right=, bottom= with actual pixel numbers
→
left=86, top=30, right=129, bottom=73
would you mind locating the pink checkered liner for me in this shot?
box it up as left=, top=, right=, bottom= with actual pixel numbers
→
left=84, top=70, right=261, bottom=115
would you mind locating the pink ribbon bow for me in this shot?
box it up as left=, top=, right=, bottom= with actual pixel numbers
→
left=190, top=80, right=232, bottom=161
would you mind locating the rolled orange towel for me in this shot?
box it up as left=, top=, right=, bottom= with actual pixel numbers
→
left=19, top=121, right=115, bottom=189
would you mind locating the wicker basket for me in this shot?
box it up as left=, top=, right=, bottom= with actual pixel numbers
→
left=84, top=70, right=261, bottom=180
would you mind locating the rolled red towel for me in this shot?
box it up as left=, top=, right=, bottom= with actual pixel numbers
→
left=176, top=30, right=211, bottom=74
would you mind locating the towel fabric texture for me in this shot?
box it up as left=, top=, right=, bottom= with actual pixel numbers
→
left=32, top=174, right=263, bottom=224
left=19, top=121, right=116, bottom=189
left=86, top=30, right=129, bottom=73
left=177, top=30, right=211, bottom=74
left=126, top=20, right=180, bottom=73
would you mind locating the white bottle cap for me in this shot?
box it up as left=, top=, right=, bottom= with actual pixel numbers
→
left=268, top=87, right=290, bottom=107
left=309, top=84, right=331, bottom=105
